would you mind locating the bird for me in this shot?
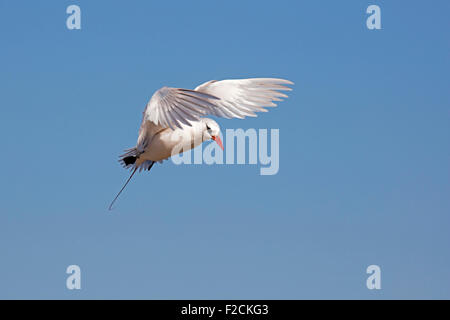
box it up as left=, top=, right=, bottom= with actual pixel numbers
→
left=109, top=77, right=294, bottom=209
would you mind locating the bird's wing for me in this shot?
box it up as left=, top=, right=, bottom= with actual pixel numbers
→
left=194, top=78, right=293, bottom=119
left=143, top=78, right=293, bottom=129
left=144, top=87, right=221, bottom=129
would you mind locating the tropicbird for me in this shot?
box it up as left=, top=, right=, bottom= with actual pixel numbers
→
left=109, top=78, right=293, bottom=209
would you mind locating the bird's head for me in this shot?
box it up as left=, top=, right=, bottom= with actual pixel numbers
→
left=201, top=118, right=224, bottom=150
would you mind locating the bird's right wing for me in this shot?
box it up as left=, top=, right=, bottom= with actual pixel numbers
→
left=194, top=78, right=293, bottom=119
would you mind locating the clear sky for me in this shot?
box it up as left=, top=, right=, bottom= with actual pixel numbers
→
left=0, top=0, right=449, bottom=299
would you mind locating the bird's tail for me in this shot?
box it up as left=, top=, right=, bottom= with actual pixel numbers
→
left=119, top=147, right=155, bottom=172
left=110, top=148, right=156, bottom=210
left=119, top=147, right=141, bottom=169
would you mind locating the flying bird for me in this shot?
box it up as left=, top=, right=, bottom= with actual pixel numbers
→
left=109, top=78, right=293, bottom=209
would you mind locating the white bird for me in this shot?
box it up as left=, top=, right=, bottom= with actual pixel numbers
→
left=109, top=78, right=293, bottom=209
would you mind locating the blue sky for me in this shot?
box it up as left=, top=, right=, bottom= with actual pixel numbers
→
left=0, top=0, right=449, bottom=299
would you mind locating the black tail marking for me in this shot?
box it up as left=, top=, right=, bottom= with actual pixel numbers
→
left=122, top=156, right=136, bottom=166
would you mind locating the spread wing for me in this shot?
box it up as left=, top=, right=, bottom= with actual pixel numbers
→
left=143, top=78, right=293, bottom=129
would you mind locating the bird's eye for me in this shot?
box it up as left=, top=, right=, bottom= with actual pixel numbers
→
left=206, top=124, right=211, bottom=130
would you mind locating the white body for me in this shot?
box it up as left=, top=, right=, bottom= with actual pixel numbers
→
left=137, top=120, right=206, bottom=163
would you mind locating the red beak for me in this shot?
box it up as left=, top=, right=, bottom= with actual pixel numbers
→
left=212, top=136, right=224, bottom=151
